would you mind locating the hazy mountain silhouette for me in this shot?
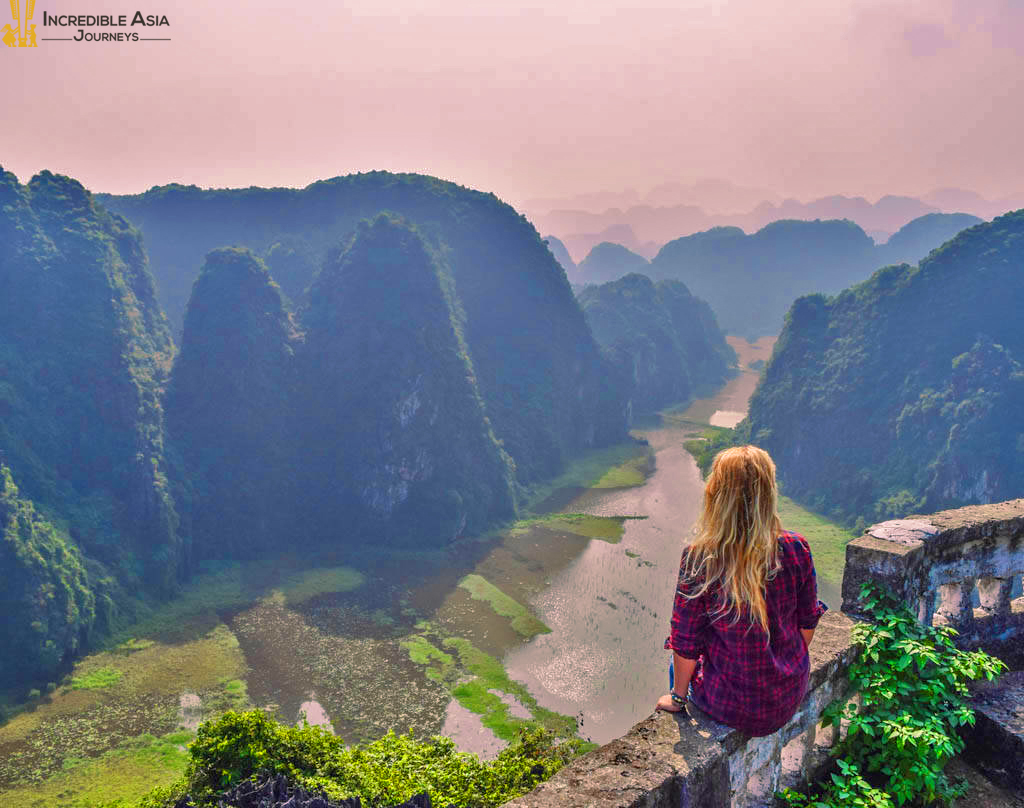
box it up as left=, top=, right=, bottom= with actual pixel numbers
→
left=577, top=242, right=649, bottom=285
left=527, top=182, right=1022, bottom=261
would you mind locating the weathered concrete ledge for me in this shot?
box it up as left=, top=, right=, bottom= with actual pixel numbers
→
left=504, top=611, right=856, bottom=808
left=841, top=500, right=1024, bottom=663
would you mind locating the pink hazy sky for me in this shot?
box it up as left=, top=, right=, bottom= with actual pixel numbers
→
left=3, top=0, right=1023, bottom=205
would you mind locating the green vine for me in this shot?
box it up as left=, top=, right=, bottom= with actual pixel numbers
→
left=779, top=581, right=1007, bottom=807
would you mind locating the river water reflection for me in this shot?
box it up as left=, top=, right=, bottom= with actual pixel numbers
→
left=503, top=420, right=704, bottom=745
left=499, top=336, right=834, bottom=746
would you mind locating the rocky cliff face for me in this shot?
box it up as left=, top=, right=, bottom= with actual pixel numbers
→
left=0, top=170, right=632, bottom=691
left=649, top=219, right=877, bottom=338
left=577, top=242, right=649, bottom=286
left=745, top=210, right=1024, bottom=526
left=0, top=169, right=180, bottom=587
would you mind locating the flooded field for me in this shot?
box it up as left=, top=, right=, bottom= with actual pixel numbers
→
left=0, top=334, right=857, bottom=805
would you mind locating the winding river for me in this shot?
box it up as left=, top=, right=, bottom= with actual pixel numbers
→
left=7, top=337, right=839, bottom=803
left=500, top=337, right=778, bottom=746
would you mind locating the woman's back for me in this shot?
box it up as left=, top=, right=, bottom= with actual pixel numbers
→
left=658, top=445, right=827, bottom=736
left=670, top=530, right=825, bottom=736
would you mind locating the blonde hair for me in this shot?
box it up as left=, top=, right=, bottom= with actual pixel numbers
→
left=682, top=445, right=783, bottom=633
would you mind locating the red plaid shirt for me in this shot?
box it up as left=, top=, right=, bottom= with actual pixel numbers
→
left=665, top=530, right=827, bottom=736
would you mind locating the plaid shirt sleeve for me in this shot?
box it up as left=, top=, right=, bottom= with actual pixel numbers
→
left=794, top=534, right=828, bottom=630
left=666, top=559, right=709, bottom=658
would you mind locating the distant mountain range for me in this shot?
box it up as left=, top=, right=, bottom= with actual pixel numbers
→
left=527, top=181, right=1024, bottom=261
left=552, top=212, right=985, bottom=337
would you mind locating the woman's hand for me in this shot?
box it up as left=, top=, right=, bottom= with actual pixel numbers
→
left=655, top=693, right=685, bottom=712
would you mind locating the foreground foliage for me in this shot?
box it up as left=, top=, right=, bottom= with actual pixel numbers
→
left=138, top=710, right=585, bottom=808
left=779, top=582, right=1007, bottom=807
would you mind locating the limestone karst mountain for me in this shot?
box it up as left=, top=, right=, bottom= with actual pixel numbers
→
left=0, top=168, right=181, bottom=689
left=744, top=210, right=1024, bottom=526
left=578, top=274, right=735, bottom=415
left=577, top=242, right=649, bottom=286
left=165, top=247, right=298, bottom=558
left=100, top=172, right=628, bottom=485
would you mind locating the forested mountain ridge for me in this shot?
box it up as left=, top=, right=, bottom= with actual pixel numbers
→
left=744, top=210, right=1024, bottom=527
left=644, top=213, right=984, bottom=337
left=0, top=170, right=635, bottom=692
left=0, top=168, right=184, bottom=689
left=578, top=274, right=735, bottom=414
left=100, top=172, right=626, bottom=485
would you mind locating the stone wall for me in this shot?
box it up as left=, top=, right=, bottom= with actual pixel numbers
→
left=505, top=611, right=856, bottom=808
left=841, top=499, right=1024, bottom=666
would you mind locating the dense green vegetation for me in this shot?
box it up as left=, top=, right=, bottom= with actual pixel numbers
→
left=577, top=241, right=649, bottom=285
left=745, top=210, right=1024, bottom=527
left=0, top=467, right=97, bottom=690
left=647, top=213, right=983, bottom=337
left=168, top=219, right=519, bottom=557
left=779, top=583, right=1006, bottom=808
left=0, top=168, right=182, bottom=692
left=578, top=273, right=736, bottom=414
left=137, top=710, right=586, bottom=808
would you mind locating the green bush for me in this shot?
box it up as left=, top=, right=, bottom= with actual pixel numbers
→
left=779, top=581, right=1007, bottom=807
left=140, top=709, right=586, bottom=808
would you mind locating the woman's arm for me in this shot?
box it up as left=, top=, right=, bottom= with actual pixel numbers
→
left=656, top=653, right=698, bottom=712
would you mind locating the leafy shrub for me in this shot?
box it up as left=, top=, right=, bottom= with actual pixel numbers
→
left=140, top=709, right=586, bottom=808
left=779, top=581, right=1007, bottom=807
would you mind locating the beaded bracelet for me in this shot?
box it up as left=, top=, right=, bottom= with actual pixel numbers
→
left=670, top=691, right=687, bottom=706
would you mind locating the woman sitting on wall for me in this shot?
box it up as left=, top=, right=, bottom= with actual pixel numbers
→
left=656, top=445, right=827, bottom=737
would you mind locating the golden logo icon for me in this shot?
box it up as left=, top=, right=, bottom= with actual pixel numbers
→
left=3, top=0, right=37, bottom=47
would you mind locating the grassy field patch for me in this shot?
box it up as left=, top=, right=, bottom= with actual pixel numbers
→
left=510, top=513, right=639, bottom=544
left=442, top=636, right=578, bottom=741
left=591, top=452, right=652, bottom=488
left=457, top=575, right=551, bottom=638
left=69, top=666, right=122, bottom=691
left=0, top=730, right=193, bottom=808
left=106, top=561, right=363, bottom=645
left=522, top=441, right=651, bottom=510
left=276, top=566, right=365, bottom=605
left=400, top=636, right=455, bottom=684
